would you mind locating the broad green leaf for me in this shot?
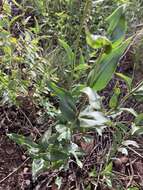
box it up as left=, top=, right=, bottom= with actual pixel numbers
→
left=57, top=130, right=71, bottom=141
left=86, top=33, right=112, bottom=52
left=107, top=5, right=127, bottom=44
left=59, top=96, right=77, bottom=122
left=7, top=133, right=40, bottom=156
left=47, top=81, right=65, bottom=97
left=79, top=110, right=109, bottom=127
left=79, top=108, right=109, bottom=135
left=32, top=158, right=47, bottom=179
left=55, top=124, right=71, bottom=141
left=87, top=37, right=131, bottom=91
left=55, top=124, right=68, bottom=133
left=48, top=82, right=77, bottom=121
left=50, top=149, right=68, bottom=162
left=82, top=87, right=101, bottom=110
left=59, top=39, right=75, bottom=65
left=47, top=134, right=59, bottom=145
left=7, top=133, right=38, bottom=149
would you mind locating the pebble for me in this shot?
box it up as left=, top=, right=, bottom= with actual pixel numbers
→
left=25, top=179, right=31, bottom=186
left=22, top=155, right=26, bottom=161
left=23, top=167, right=29, bottom=174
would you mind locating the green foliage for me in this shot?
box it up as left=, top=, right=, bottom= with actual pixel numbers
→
left=116, top=72, right=132, bottom=91
left=3, top=0, right=143, bottom=189
left=87, top=38, right=131, bottom=91
left=106, top=5, right=127, bottom=44
left=109, top=87, right=120, bottom=109
left=48, top=82, right=77, bottom=122
left=86, top=33, right=112, bottom=52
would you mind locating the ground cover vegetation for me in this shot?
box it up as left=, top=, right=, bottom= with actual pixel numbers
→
left=1, top=0, right=143, bottom=189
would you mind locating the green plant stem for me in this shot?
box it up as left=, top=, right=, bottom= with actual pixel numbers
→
left=120, top=80, right=143, bottom=106
left=70, top=0, right=91, bottom=88
left=74, top=0, right=91, bottom=68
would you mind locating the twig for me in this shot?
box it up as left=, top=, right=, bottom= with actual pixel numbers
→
left=127, top=159, right=134, bottom=188
left=0, top=157, right=30, bottom=184
left=94, top=163, right=103, bottom=190
left=20, top=109, right=33, bottom=128
left=20, top=109, right=42, bottom=137
left=113, top=171, right=129, bottom=177
left=127, top=146, right=143, bottom=159
left=83, top=145, right=98, bottom=167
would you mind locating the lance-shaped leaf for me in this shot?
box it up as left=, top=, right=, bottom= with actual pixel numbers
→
left=87, top=37, right=131, bottom=91
left=79, top=108, right=109, bottom=135
left=7, top=133, right=40, bottom=156
left=79, top=110, right=109, bottom=127
left=7, top=133, right=39, bottom=149
left=48, top=82, right=77, bottom=122
left=106, top=5, right=127, bottom=44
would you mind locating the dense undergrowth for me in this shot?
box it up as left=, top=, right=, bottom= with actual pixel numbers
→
left=1, top=0, right=143, bottom=189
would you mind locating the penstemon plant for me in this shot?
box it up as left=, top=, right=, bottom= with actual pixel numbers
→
left=7, top=4, right=142, bottom=189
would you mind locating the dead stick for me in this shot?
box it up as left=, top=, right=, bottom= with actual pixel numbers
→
left=0, top=157, right=30, bottom=184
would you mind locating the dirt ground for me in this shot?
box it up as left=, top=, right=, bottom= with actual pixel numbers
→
left=0, top=135, right=32, bottom=190
left=0, top=105, right=143, bottom=190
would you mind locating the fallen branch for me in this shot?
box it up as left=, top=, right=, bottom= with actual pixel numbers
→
left=0, top=157, right=30, bottom=184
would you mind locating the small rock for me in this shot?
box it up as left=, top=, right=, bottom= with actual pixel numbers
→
left=22, top=155, right=26, bottom=161
left=25, top=179, right=31, bottom=186
left=23, top=167, right=29, bottom=174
